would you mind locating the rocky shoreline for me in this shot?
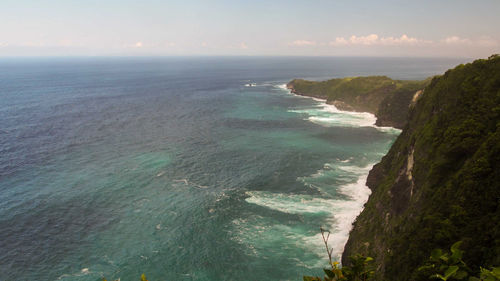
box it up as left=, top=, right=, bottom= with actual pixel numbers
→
left=286, top=77, right=428, bottom=129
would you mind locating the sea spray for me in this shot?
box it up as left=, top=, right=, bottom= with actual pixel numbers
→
left=235, top=84, right=400, bottom=261
left=278, top=83, right=402, bottom=134
left=244, top=163, right=373, bottom=262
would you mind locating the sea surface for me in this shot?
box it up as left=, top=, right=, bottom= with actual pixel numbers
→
left=0, top=56, right=469, bottom=281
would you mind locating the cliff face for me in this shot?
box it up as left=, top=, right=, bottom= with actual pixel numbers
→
left=342, top=55, right=500, bottom=280
left=287, top=76, right=429, bottom=129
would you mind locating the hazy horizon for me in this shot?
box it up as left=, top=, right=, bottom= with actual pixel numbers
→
left=1, top=0, right=499, bottom=58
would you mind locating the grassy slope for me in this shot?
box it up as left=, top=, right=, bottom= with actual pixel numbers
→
left=342, top=55, right=500, bottom=280
left=287, top=76, right=429, bottom=128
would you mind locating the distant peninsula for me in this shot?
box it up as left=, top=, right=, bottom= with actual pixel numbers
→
left=297, top=55, right=500, bottom=281
left=287, top=76, right=431, bottom=129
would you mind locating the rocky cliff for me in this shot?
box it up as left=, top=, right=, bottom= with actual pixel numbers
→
left=287, top=76, right=429, bottom=129
left=342, top=55, right=500, bottom=280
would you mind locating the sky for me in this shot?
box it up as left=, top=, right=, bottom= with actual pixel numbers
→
left=1, top=0, right=499, bottom=57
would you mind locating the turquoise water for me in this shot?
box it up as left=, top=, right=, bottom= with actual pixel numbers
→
left=0, top=57, right=468, bottom=280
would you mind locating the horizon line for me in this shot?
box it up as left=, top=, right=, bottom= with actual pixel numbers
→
left=0, top=54, right=477, bottom=59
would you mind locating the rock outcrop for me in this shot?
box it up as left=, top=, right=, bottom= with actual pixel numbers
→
left=287, top=76, right=429, bottom=129
left=342, top=55, right=500, bottom=280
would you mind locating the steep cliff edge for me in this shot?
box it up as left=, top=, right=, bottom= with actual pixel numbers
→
left=342, top=55, right=500, bottom=280
left=287, top=76, right=429, bottom=129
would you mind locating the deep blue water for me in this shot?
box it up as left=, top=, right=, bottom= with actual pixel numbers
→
left=0, top=56, right=469, bottom=280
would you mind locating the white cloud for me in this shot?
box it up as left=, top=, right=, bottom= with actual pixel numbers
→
left=441, top=36, right=498, bottom=47
left=289, top=40, right=317, bottom=46
left=442, top=36, right=470, bottom=44
left=380, top=34, right=423, bottom=45
left=349, top=34, right=379, bottom=45
left=121, top=41, right=175, bottom=49
left=329, top=37, right=349, bottom=46
left=201, top=42, right=208, bottom=47
left=240, top=42, right=248, bottom=49
left=329, top=34, right=427, bottom=46
left=329, top=34, right=497, bottom=48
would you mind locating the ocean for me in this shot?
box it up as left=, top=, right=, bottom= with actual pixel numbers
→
left=0, top=56, right=468, bottom=280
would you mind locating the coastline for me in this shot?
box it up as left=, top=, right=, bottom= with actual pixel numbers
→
left=277, top=82, right=400, bottom=261
left=285, top=81, right=375, bottom=114
left=279, top=83, right=401, bottom=133
left=285, top=77, right=429, bottom=129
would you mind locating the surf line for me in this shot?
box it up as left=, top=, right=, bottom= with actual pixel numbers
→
left=277, top=83, right=400, bottom=133
left=272, top=82, right=399, bottom=260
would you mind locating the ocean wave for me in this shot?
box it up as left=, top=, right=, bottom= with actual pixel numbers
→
left=276, top=83, right=288, bottom=90
left=230, top=216, right=328, bottom=268
left=243, top=163, right=373, bottom=262
left=57, top=268, right=97, bottom=280
left=235, top=82, right=395, bottom=263
left=245, top=191, right=340, bottom=215
left=290, top=102, right=379, bottom=129
left=244, top=82, right=279, bottom=88
left=274, top=82, right=401, bottom=134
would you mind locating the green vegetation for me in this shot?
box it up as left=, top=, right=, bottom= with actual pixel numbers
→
left=304, top=228, right=375, bottom=281
left=472, top=268, right=500, bottom=281
left=418, top=242, right=500, bottom=281
left=304, top=239, right=499, bottom=281
left=343, top=55, right=500, bottom=280
left=287, top=76, right=430, bottom=128
left=418, top=241, right=474, bottom=280
left=303, top=255, right=375, bottom=281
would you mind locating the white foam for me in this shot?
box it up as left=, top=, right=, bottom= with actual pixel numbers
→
left=374, top=126, right=402, bottom=134
left=230, top=216, right=327, bottom=268
left=245, top=191, right=341, bottom=215
left=275, top=83, right=312, bottom=97
left=278, top=82, right=401, bottom=133
left=276, top=83, right=288, bottom=90
left=290, top=101, right=379, bottom=129
left=235, top=82, right=400, bottom=263
left=244, top=163, right=374, bottom=261
left=57, top=268, right=93, bottom=280
left=339, top=158, right=353, bottom=163
left=81, top=268, right=89, bottom=274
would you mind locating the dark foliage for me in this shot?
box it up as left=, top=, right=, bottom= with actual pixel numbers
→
left=287, top=76, right=429, bottom=128
left=343, top=55, right=500, bottom=280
